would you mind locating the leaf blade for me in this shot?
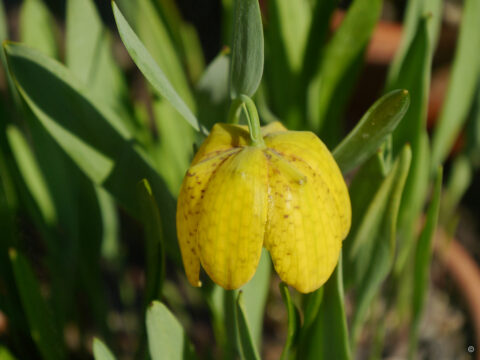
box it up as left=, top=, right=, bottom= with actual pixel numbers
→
left=229, top=0, right=264, bottom=98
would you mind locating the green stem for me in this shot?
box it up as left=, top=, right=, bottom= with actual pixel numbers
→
left=240, top=95, right=265, bottom=147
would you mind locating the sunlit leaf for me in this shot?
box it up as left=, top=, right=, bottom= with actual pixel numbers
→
left=3, top=42, right=177, bottom=249
left=112, top=2, right=203, bottom=133
left=19, top=0, right=57, bottom=58
left=93, top=338, right=117, bottom=360
left=146, top=301, right=197, bottom=360
left=236, top=292, right=261, bottom=360
left=5, top=125, right=56, bottom=225
left=333, top=89, right=410, bottom=174
left=431, top=0, right=480, bottom=169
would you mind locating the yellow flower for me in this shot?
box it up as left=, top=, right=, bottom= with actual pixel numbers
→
left=176, top=121, right=351, bottom=293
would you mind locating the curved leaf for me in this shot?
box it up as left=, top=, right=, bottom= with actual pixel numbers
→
left=279, top=283, right=300, bottom=360
left=333, top=89, right=410, bottom=174
left=93, top=338, right=117, bottom=360
left=112, top=2, right=204, bottom=134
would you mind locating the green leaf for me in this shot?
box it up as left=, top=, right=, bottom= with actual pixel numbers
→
left=196, top=50, right=230, bottom=129
left=93, top=338, right=117, bottom=360
left=112, top=2, right=203, bottom=134
left=440, top=155, right=471, bottom=224
left=0, top=346, right=18, bottom=360
left=146, top=301, right=196, bottom=360
left=138, top=179, right=165, bottom=304
left=3, top=42, right=177, bottom=247
left=206, top=249, right=270, bottom=356
left=409, top=167, right=442, bottom=357
left=431, top=0, right=480, bottom=169
left=298, top=255, right=351, bottom=360
left=387, top=17, right=433, bottom=275
left=308, top=0, right=382, bottom=134
left=66, top=0, right=135, bottom=132
left=5, top=125, right=56, bottom=225
left=9, top=248, right=64, bottom=360
left=236, top=292, right=261, bottom=360
left=19, top=0, right=57, bottom=58
left=348, top=146, right=412, bottom=347
left=265, top=0, right=316, bottom=127
left=279, top=283, right=300, bottom=360
left=332, top=89, right=411, bottom=174
left=387, top=0, right=443, bottom=86
left=229, top=0, right=264, bottom=98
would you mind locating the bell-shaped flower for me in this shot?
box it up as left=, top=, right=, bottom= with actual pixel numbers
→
left=176, top=121, right=351, bottom=293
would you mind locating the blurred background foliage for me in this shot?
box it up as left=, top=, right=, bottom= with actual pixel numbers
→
left=0, top=0, right=480, bottom=359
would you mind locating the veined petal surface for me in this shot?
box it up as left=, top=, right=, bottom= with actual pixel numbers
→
left=197, top=147, right=268, bottom=289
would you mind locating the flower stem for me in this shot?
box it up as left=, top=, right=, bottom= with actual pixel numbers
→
left=240, top=95, right=265, bottom=147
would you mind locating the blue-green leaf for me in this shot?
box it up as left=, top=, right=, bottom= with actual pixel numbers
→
left=229, top=0, right=264, bottom=98
left=431, top=0, right=480, bottom=169
left=112, top=2, right=203, bottom=134
left=409, top=167, right=442, bottom=357
left=333, top=89, right=410, bottom=174
left=236, top=292, right=261, bottom=360
left=93, top=338, right=117, bottom=360
left=146, top=301, right=196, bottom=360
left=9, top=248, right=64, bottom=360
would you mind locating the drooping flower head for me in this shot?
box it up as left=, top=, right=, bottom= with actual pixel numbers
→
left=176, top=121, right=351, bottom=293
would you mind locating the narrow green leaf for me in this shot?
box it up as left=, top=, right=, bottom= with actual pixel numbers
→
left=229, top=0, right=264, bottom=98
left=440, top=155, right=471, bottom=224
left=66, top=0, right=134, bottom=131
left=196, top=50, right=230, bottom=129
left=6, top=125, right=56, bottom=225
left=308, top=0, right=382, bottom=133
left=138, top=179, right=165, bottom=304
left=387, top=18, right=433, bottom=275
left=146, top=301, right=196, bottom=360
left=19, top=0, right=57, bottom=58
left=9, top=248, right=64, bottom=360
left=349, top=146, right=412, bottom=347
left=431, top=0, right=480, bottom=169
left=236, top=292, right=261, bottom=360
left=112, top=1, right=203, bottom=133
left=3, top=42, right=177, bottom=247
left=409, top=167, right=442, bottom=357
left=279, top=283, right=300, bottom=360
left=0, top=346, right=18, bottom=360
left=93, top=338, right=117, bottom=360
left=298, top=255, right=351, bottom=360
left=387, top=0, right=443, bottom=86
left=332, top=89, right=410, bottom=174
